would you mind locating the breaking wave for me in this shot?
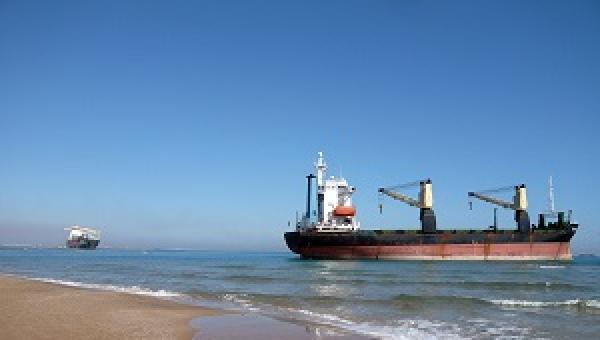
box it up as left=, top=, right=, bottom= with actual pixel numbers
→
left=24, top=276, right=181, bottom=298
left=392, top=293, right=600, bottom=311
left=487, top=298, right=600, bottom=309
left=217, top=292, right=468, bottom=339
left=291, top=308, right=465, bottom=340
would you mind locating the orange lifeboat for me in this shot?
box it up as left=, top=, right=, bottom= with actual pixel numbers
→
left=333, top=206, right=356, bottom=217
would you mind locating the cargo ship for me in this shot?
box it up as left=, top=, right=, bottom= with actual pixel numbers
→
left=284, top=152, right=578, bottom=260
left=64, top=226, right=100, bottom=249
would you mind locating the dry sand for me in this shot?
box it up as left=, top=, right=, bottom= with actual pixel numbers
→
left=0, top=275, right=218, bottom=339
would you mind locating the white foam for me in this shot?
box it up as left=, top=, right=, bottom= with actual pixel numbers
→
left=219, top=293, right=465, bottom=339
left=539, top=265, right=565, bottom=269
left=489, top=298, right=600, bottom=309
left=28, top=276, right=181, bottom=298
left=222, top=293, right=260, bottom=312
left=288, top=308, right=465, bottom=340
left=586, top=300, right=600, bottom=308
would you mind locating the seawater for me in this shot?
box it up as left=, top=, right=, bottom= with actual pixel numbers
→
left=1, top=249, right=599, bottom=339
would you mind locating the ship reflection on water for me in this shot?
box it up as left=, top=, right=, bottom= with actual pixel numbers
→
left=310, top=261, right=360, bottom=299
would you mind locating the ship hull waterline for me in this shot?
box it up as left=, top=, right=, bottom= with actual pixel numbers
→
left=66, top=239, right=100, bottom=250
left=284, top=230, right=574, bottom=261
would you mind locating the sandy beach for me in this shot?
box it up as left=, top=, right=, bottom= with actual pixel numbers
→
left=0, top=275, right=218, bottom=339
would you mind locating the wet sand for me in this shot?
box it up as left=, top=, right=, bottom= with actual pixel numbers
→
left=0, top=275, right=218, bottom=339
left=191, top=314, right=371, bottom=340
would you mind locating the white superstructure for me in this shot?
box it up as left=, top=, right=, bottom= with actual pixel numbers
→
left=64, top=225, right=100, bottom=241
left=297, top=152, right=360, bottom=233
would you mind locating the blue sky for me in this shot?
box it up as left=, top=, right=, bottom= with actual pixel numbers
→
left=1, top=0, right=599, bottom=252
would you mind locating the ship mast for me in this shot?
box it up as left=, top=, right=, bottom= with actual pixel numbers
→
left=544, top=176, right=558, bottom=218
left=315, top=151, right=327, bottom=223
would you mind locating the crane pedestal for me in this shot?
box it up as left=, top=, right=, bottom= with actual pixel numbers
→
left=420, top=208, right=437, bottom=233
left=516, top=210, right=531, bottom=233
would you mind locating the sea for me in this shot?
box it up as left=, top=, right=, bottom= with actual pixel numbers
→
left=1, top=248, right=599, bottom=339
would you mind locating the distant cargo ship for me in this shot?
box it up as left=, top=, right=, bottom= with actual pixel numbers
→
left=64, top=226, right=100, bottom=249
left=284, top=152, right=578, bottom=261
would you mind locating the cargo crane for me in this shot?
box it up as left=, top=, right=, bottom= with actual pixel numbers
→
left=378, top=179, right=436, bottom=233
left=468, top=184, right=531, bottom=233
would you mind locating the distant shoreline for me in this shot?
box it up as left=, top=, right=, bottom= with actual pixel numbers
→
left=0, top=275, right=219, bottom=339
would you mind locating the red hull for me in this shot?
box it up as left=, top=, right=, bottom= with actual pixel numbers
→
left=295, top=242, right=572, bottom=260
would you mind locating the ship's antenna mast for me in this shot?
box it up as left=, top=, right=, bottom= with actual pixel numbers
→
left=315, top=151, right=327, bottom=223
left=542, top=176, right=558, bottom=218
left=548, top=176, right=556, bottom=215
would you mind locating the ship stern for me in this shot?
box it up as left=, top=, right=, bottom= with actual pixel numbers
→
left=284, top=232, right=301, bottom=255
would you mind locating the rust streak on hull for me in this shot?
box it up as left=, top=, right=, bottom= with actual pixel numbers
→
left=284, top=229, right=575, bottom=261
left=292, top=242, right=572, bottom=261
left=297, top=242, right=572, bottom=261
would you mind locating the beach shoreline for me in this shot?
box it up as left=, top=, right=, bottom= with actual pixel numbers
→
left=3, top=251, right=598, bottom=339
left=0, top=274, right=369, bottom=340
left=0, top=275, right=219, bottom=339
